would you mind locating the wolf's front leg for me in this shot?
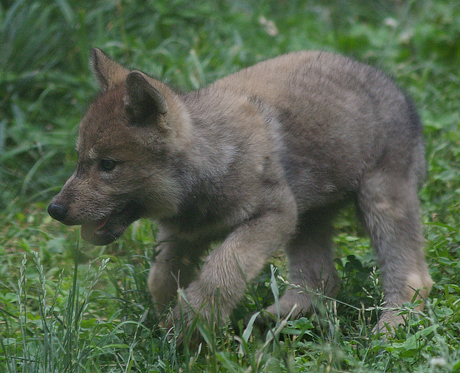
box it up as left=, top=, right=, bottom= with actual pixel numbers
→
left=148, top=234, right=211, bottom=313
left=170, top=204, right=297, bottom=339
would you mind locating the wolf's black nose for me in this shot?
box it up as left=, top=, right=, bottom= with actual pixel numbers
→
left=48, top=203, right=68, bottom=222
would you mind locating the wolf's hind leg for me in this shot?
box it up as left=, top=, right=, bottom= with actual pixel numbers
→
left=357, top=170, right=433, bottom=331
left=265, top=208, right=340, bottom=319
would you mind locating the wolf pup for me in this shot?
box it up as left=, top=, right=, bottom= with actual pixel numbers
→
left=49, top=48, right=433, bottom=336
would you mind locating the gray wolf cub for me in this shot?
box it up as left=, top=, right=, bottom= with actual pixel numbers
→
left=49, top=49, right=433, bottom=335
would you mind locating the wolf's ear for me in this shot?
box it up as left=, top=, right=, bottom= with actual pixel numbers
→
left=90, top=48, right=130, bottom=91
left=125, top=71, right=168, bottom=123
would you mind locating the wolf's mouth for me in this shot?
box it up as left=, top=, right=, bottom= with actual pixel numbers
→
left=80, top=201, right=145, bottom=246
left=81, top=216, right=112, bottom=244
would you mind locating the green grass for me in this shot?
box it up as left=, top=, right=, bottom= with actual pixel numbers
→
left=1, top=0, right=460, bottom=371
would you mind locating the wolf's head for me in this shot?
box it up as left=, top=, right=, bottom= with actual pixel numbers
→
left=48, top=49, right=191, bottom=245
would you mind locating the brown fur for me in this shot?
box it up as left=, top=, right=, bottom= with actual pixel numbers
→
left=49, top=48, right=433, bottom=337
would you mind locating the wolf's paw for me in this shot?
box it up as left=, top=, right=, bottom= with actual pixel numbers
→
left=373, top=309, right=410, bottom=337
left=164, top=302, right=202, bottom=347
left=164, top=289, right=226, bottom=347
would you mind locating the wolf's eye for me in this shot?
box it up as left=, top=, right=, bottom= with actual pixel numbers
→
left=99, top=159, right=118, bottom=172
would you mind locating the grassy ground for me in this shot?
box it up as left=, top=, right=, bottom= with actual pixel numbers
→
left=1, top=0, right=460, bottom=371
